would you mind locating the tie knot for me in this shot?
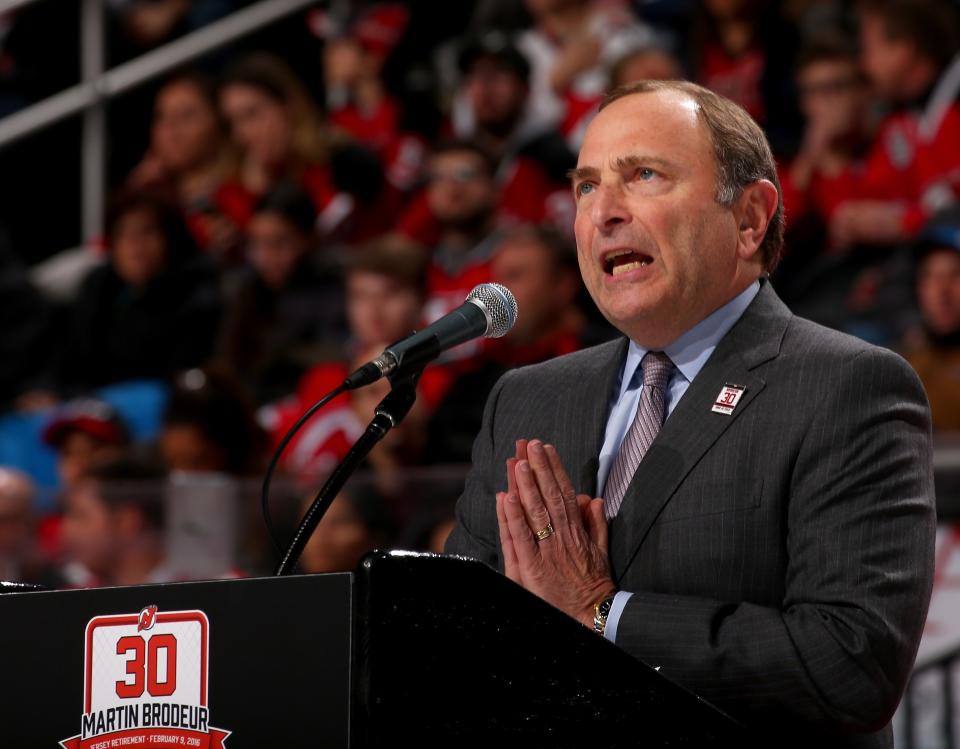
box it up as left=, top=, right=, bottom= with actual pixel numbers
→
left=641, top=351, right=673, bottom=391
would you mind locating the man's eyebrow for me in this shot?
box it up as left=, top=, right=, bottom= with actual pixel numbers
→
left=566, top=166, right=598, bottom=183
left=612, top=154, right=673, bottom=172
left=567, top=155, right=676, bottom=183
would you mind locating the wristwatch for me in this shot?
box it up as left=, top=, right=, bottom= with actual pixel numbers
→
left=593, top=594, right=616, bottom=636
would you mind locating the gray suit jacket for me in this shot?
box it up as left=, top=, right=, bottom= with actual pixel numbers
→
left=445, top=281, right=936, bottom=747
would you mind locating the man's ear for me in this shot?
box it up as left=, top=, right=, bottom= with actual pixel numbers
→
left=734, top=179, right=779, bottom=262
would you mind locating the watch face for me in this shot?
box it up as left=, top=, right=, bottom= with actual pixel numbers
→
left=594, top=597, right=615, bottom=634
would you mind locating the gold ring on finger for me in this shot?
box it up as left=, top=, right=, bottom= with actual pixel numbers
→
left=535, top=523, right=555, bottom=542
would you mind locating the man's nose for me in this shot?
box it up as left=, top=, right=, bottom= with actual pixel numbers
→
left=590, top=183, right=631, bottom=232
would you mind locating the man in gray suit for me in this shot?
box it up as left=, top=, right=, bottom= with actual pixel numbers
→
left=445, top=80, right=936, bottom=746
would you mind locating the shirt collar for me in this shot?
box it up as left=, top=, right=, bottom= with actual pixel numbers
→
left=619, top=280, right=761, bottom=397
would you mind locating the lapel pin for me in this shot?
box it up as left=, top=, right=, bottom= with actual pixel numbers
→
left=712, top=383, right=746, bottom=415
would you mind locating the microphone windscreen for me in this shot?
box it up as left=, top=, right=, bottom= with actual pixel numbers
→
left=467, top=283, right=518, bottom=338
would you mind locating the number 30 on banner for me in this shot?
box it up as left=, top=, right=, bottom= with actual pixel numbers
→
left=115, top=633, right=178, bottom=698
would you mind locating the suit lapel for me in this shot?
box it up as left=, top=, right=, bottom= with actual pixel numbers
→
left=553, top=337, right=628, bottom=498
left=607, top=282, right=791, bottom=582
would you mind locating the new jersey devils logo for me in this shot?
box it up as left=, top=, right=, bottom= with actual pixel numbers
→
left=137, top=605, right=158, bottom=632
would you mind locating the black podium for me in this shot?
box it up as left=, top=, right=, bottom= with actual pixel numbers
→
left=0, top=552, right=751, bottom=748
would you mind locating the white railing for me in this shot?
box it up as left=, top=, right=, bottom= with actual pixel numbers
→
left=0, top=0, right=340, bottom=241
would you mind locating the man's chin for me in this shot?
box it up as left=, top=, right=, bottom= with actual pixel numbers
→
left=597, top=300, right=663, bottom=335
left=594, top=283, right=664, bottom=321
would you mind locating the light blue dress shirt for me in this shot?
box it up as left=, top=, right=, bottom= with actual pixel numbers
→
left=601, top=281, right=760, bottom=643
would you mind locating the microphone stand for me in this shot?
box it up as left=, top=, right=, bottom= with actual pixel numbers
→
left=274, top=368, right=422, bottom=576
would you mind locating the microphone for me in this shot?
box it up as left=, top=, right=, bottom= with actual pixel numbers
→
left=344, top=283, right=518, bottom=389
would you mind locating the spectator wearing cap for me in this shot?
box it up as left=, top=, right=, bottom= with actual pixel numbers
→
left=61, top=454, right=173, bottom=587
left=831, top=0, right=960, bottom=249
left=43, top=399, right=130, bottom=491
left=902, top=209, right=960, bottom=431
left=215, top=182, right=348, bottom=405
left=448, top=31, right=576, bottom=231
left=56, top=190, right=222, bottom=392
left=39, top=398, right=132, bottom=586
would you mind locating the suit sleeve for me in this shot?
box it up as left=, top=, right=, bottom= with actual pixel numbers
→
left=613, top=347, right=936, bottom=733
left=443, top=370, right=512, bottom=571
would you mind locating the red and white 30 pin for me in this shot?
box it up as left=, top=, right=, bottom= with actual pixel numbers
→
left=712, top=384, right=746, bottom=415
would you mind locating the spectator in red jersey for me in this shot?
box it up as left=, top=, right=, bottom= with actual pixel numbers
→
left=448, top=32, right=577, bottom=230
left=60, top=454, right=172, bottom=587
left=56, top=191, right=222, bottom=392
left=218, top=53, right=337, bottom=224
left=831, top=0, right=960, bottom=249
left=684, top=0, right=801, bottom=155
left=160, top=368, right=267, bottom=476
left=902, top=208, right=960, bottom=432
left=215, top=182, right=347, bottom=405
left=218, top=53, right=390, bottom=243
left=779, top=34, right=871, bottom=257
left=424, top=225, right=586, bottom=464
left=318, top=4, right=427, bottom=226
left=128, top=72, right=243, bottom=263
left=342, top=241, right=432, bottom=361
left=417, top=141, right=503, bottom=361
left=266, top=243, right=442, bottom=484
left=322, top=4, right=410, bottom=153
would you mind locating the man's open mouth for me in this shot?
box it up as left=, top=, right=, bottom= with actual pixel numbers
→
left=603, top=249, right=653, bottom=276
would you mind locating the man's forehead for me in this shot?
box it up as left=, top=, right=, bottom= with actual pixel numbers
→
left=599, top=89, right=700, bottom=128
left=576, top=90, right=705, bottom=169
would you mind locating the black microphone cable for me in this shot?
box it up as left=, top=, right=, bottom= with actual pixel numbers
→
left=260, top=383, right=347, bottom=555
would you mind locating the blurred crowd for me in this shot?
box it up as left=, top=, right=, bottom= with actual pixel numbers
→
left=2, top=0, right=960, bottom=589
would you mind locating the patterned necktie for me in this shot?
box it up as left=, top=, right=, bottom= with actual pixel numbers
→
left=604, top=351, right=675, bottom=520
